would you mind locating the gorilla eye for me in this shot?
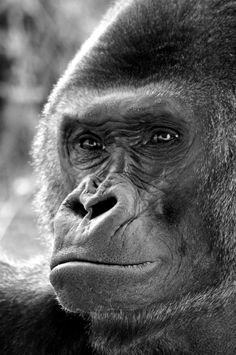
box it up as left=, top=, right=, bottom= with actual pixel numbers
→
left=78, top=135, right=104, bottom=151
left=150, top=129, right=180, bottom=144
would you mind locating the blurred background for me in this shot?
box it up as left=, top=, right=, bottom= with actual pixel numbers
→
left=0, top=0, right=111, bottom=261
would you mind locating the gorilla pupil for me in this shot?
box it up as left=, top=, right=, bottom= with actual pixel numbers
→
left=157, top=133, right=171, bottom=141
left=151, top=131, right=179, bottom=143
left=80, top=137, right=102, bottom=150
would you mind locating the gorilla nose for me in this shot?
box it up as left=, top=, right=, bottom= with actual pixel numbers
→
left=60, top=174, right=139, bottom=239
left=54, top=178, right=139, bottom=255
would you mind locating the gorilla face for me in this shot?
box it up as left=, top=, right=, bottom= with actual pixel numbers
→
left=49, top=87, right=217, bottom=314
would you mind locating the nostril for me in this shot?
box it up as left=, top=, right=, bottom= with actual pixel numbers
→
left=64, top=198, right=88, bottom=218
left=64, top=196, right=117, bottom=220
left=90, top=196, right=117, bottom=219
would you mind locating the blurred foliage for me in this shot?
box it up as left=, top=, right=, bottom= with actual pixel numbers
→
left=0, top=0, right=111, bottom=259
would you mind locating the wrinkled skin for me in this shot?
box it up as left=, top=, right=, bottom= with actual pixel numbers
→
left=0, top=0, right=236, bottom=354
left=50, top=90, right=216, bottom=315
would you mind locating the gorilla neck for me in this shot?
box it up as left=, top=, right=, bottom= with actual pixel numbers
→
left=88, top=300, right=236, bottom=355
left=89, top=310, right=190, bottom=355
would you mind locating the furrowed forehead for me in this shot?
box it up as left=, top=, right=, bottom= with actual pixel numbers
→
left=58, top=89, right=192, bottom=130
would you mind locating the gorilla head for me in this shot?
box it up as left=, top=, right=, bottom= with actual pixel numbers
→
left=33, top=0, right=235, bottom=353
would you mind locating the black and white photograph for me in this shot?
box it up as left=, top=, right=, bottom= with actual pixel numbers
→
left=0, top=0, right=235, bottom=354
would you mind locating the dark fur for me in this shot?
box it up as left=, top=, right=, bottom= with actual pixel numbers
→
left=0, top=0, right=236, bottom=354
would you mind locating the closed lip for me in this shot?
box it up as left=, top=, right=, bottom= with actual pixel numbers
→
left=50, top=253, right=157, bottom=270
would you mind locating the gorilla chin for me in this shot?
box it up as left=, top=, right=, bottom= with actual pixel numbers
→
left=50, top=260, right=162, bottom=312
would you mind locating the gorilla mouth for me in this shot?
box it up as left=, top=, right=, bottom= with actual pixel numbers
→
left=50, top=257, right=156, bottom=270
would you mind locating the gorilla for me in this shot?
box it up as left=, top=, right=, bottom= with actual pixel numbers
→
left=0, top=0, right=235, bottom=354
